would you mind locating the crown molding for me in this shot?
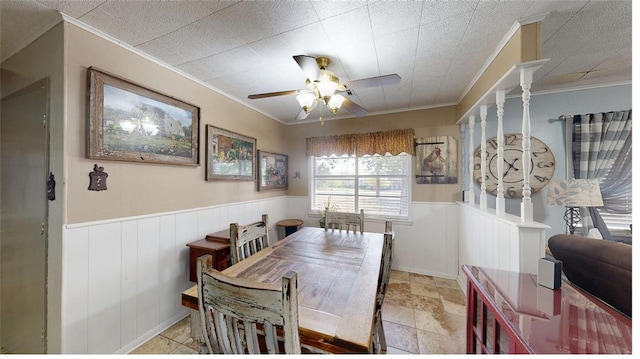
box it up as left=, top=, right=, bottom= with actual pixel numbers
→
left=59, top=12, right=287, bottom=126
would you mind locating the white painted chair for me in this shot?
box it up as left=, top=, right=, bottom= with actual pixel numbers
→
left=230, top=214, right=270, bottom=265
left=372, top=221, right=394, bottom=354
left=197, top=255, right=301, bottom=354
left=324, top=208, right=364, bottom=233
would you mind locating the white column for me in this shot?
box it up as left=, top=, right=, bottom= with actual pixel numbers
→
left=460, top=123, right=467, bottom=202
left=468, top=115, right=475, bottom=205
left=520, top=69, right=533, bottom=222
left=479, top=105, right=488, bottom=210
left=495, top=90, right=506, bottom=216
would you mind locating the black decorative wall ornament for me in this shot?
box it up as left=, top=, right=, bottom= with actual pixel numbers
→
left=47, top=172, right=56, bottom=200
left=89, top=164, right=108, bottom=191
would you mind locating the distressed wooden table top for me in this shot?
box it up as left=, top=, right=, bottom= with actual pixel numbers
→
left=182, top=226, right=384, bottom=353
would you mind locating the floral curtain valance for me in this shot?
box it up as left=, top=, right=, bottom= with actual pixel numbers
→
left=306, top=128, right=415, bottom=157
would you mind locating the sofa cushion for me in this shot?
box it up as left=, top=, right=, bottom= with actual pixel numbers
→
left=547, top=234, right=632, bottom=318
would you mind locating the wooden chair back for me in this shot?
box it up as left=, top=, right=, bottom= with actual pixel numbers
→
left=372, top=220, right=394, bottom=354
left=230, top=214, right=270, bottom=265
left=197, top=255, right=301, bottom=354
left=324, top=208, right=364, bottom=233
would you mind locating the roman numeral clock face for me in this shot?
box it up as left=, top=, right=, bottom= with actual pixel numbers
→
left=473, top=134, right=555, bottom=198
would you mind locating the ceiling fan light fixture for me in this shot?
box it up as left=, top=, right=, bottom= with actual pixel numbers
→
left=327, top=94, right=345, bottom=114
left=317, top=80, right=338, bottom=103
left=296, top=93, right=317, bottom=113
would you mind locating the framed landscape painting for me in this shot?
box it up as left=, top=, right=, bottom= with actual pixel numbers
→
left=87, top=67, right=199, bottom=166
left=257, top=151, right=288, bottom=191
left=206, top=125, right=256, bottom=181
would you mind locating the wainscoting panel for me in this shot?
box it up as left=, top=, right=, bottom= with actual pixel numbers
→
left=392, top=202, right=459, bottom=279
left=458, top=202, right=548, bottom=287
left=61, top=197, right=288, bottom=354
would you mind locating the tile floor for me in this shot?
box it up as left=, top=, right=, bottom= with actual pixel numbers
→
left=130, top=269, right=467, bottom=354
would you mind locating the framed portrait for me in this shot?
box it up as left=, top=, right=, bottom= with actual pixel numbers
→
left=257, top=151, right=288, bottom=191
left=206, top=125, right=256, bottom=181
left=87, top=67, right=199, bottom=166
left=415, top=136, right=458, bottom=184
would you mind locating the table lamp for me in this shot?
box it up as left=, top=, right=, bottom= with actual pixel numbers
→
left=546, top=179, right=603, bottom=234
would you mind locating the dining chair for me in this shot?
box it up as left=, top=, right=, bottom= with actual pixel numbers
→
left=196, top=254, right=301, bottom=354
left=324, top=208, right=364, bottom=233
left=230, top=214, right=270, bottom=265
left=371, top=220, right=394, bottom=354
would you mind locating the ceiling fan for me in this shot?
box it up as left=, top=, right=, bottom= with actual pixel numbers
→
left=248, top=55, right=401, bottom=121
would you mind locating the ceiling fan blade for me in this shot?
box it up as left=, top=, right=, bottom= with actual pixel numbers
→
left=293, top=55, right=322, bottom=82
left=343, top=74, right=401, bottom=90
left=248, top=89, right=309, bottom=99
left=341, top=98, right=368, bottom=117
left=295, top=108, right=310, bottom=121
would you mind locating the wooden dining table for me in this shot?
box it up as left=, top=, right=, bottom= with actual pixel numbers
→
left=181, top=226, right=384, bottom=353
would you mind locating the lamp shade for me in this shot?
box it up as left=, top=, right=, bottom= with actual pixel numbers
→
left=296, top=93, right=317, bottom=113
left=546, top=179, right=603, bottom=207
left=327, top=94, right=344, bottom=113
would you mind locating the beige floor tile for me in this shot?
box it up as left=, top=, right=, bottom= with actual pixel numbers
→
left=390, top=270, right=410, bottom=283
left=386, top=346, right=412, bottom=354
left=433, top=276, right=461, bottom=290
left=416, top=328, right=464, bottom=354
left=384, top=289, right=414, bottom=308
left=382, top=303, right=415, bottom=327
left=161, top=316, right=191, bottom=344
left=414, top=309, right=449, bottom=336
left=387, top=281, right=411, bottom=294
left=409, top=272, right=436, bottom=286
left=410, top=281, right=440, bottom=298
left=130, top=336, right=179, bottom=354
left=169, top=344, right=199, bottom=354
left=183, top=337, right=203, bottom=352
left=412, top=293, right=445, bottom=313
left=439, top=286, right=467, bottom=316
left=382, top=321, right=419, bottom=354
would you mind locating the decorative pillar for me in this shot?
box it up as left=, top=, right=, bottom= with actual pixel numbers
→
left=495, top=90, right=506, bottom=216
left=520, top=68, right=533, bottom=222
left=468, top=115, right=475, bottom=205
left=479, top=105, right=488, bottom=210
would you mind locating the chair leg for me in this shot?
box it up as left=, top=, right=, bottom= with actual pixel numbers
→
left=371, top=308, right=387, bottom=354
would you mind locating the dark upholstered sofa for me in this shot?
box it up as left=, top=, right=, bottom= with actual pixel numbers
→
left=547, top=234, right=632, bottom=318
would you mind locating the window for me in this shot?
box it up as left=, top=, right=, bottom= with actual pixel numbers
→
left=310, top=153, right=410, bottom=219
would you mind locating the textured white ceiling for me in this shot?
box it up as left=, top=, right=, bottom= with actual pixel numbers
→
left=0, top=0, right=632, bottom=124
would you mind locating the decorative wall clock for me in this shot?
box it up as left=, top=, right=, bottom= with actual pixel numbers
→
left=473, top=134, right=555, bottom=198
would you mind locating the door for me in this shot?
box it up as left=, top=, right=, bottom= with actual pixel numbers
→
left=1, top=79, right=49, bottom=353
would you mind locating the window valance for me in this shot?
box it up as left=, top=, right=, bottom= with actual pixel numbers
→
left=306, top=128, right=415, bottom=157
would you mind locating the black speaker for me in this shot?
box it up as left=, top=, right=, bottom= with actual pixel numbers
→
left=537, top=256, right=562, bottom=289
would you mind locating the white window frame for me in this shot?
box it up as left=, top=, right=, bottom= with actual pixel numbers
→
left=308, top=153, right=411, bottom=221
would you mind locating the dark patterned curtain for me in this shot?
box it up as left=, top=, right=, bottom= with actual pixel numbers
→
left=572, top=110, right=632, bottom=237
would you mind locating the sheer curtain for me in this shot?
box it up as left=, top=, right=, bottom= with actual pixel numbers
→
left=571, top=110, right=632, bottom=238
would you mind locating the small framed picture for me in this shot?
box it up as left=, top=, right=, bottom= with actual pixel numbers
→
left=257, top=150, right=288, bottom=191
left=206, top=125, right=256, bottom=181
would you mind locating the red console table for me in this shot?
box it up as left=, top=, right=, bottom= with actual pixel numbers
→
left=462, top=265, right=631, bottom=354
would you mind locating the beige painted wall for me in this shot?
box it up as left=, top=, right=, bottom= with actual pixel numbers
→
left=65, top=23, right=289, bottom=224
left=457, top=22, right=541, bottom=119
left=1, top=22, right=65, bottom=353
left=285, top=105, right=461, bottom=202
